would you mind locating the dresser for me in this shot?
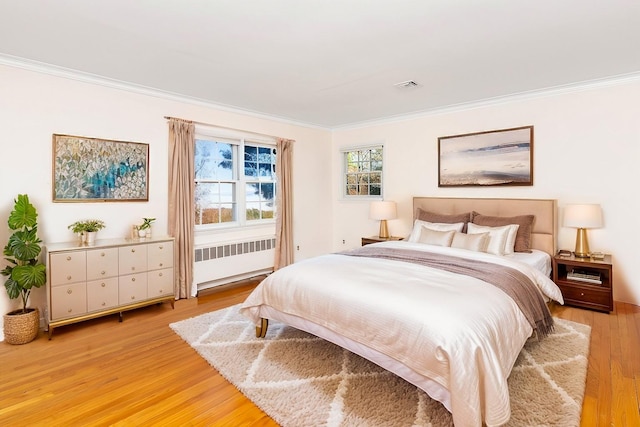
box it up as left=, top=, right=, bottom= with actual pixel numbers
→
left=46, top=237, right=175, bottom=338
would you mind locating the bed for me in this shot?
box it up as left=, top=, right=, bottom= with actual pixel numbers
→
left=239, top=197, right=563, bottom=427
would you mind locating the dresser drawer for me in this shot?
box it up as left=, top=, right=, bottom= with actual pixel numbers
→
left=50, top=251, right=87, bottom=286
left=148, top=241, right=174, bottom=270
left=87, top=278, right=119, bottom=312
left=119, top=245, right=148, bottom=275
left=86, top=248, right=119, bottom=281
left=119, top=272, right=148, bottom=305
left=148, top=268, right=174, bottom=299
left=51, top=282, right=87, bottom=320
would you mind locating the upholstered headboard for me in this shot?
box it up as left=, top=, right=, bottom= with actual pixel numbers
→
left=413, top=197, right=557, bottom=256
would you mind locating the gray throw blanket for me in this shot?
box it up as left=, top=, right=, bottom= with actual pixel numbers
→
left=341, top=246, right=554, bottom=338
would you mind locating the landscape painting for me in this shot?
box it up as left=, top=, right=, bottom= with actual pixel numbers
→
left=438, top=126, right=533, bottom=187
left=53, top=134, right=149, bottom=202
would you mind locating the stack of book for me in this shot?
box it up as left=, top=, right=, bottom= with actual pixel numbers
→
left=567, top=268, right=602, bottom=284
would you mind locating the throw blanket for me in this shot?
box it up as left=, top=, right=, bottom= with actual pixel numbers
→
left=342, top=245, right=554, bottom=338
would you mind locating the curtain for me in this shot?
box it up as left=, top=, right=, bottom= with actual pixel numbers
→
left=167, top=118, right=195, bottom=299
left=274, top=138, right=294, bottom=270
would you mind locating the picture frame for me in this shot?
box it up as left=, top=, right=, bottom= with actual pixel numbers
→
left=438, top=125, right=533, bottom=187
left=52, top=134, right=149, bottom=202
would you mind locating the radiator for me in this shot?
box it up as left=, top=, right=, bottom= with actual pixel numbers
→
left=193, top=237, right=275, bottom=292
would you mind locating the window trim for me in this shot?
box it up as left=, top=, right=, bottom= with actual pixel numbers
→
left=340, top=143, right=385, bottom=200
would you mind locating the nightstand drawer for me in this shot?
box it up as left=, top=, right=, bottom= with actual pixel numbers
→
left=558, top=283, right=612, bottom=311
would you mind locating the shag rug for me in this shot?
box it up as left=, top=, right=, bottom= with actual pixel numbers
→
left=170, top=305, right=591, bottom=426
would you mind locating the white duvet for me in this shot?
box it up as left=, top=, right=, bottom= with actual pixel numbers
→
left=240, top=241, right=564, bottom=427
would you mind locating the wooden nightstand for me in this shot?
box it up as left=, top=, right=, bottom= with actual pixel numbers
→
left=552, top=253, right=613, bottom=312
left=361, top=236, right=404, bottom=246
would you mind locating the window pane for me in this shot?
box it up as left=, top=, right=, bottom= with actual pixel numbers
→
left=195, top=139, right=233, bottom=180
left=343, top=147, right=383, bottom=197
left=244, top=146, right=257, bottom=162
left=195, top=182, right=236, bottom=224
left=258, top=162, right=272, bottom=180
left=245, top=161, right=257, bottom=177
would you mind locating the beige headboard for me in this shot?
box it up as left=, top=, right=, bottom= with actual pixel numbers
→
left=413, top=197, right=557, bottom=256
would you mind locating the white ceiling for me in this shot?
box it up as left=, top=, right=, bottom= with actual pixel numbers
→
left=1, top=0, right=639, bottom=128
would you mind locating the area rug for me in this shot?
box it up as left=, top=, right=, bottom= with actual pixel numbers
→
left=170, top=305, right=591, bottom=426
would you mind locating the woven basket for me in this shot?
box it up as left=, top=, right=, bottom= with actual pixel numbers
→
left=3, top=308, right=39, bottom=345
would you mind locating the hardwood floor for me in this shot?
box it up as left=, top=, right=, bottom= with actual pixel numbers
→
left=0, top=277, right=638, bottom=426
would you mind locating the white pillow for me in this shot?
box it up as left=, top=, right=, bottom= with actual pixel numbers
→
left=467, top=223, right=517, bottom=255
left=451, top=231, right=489, bottom=252
left=503, top=224, right=520, bottom=255
left=407, top=219, right=465, bottom=242
left=417, top=228, right=456, bottom=247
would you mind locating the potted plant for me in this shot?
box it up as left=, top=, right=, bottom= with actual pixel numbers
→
left=136, top=217, right=155, bottom=238
left=1, top=194, right=47, bottom=344
left=68, top=219, right=105, bottom=244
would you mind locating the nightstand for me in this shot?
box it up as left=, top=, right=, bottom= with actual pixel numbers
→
left=552, top=253, right=613, bottom=312
left=361, top=236, right=404, bottom=246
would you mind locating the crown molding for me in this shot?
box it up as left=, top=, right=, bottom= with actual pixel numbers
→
left=333, top=71, right=640, bottom=131
left=2, top=53, right=639, bottom=131
left=0, top=54, right=329, bottom=131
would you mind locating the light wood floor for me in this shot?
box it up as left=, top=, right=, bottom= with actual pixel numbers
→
left=0, top=277, right=638, bottom=427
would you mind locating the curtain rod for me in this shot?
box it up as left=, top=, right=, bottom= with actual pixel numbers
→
left=164, top=115, right=279, bottom=140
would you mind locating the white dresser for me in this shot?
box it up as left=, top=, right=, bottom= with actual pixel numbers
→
left=45, top=237, right=175, bottom=338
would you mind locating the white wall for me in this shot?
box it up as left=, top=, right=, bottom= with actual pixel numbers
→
left=0, top=64, right=333, bottom=337
left=332, top=79, right=640, bottom=306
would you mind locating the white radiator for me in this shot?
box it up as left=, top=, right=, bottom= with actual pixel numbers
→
left=194, top=237, right=275, bottom=292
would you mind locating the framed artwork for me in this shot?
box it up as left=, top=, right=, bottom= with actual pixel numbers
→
left=52, top=134, right=149, bottom=202
left=438, top=125, right=533, bottom=187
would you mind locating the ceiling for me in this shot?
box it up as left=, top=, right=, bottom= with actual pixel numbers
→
left=1, top=0, right=639, bottom=128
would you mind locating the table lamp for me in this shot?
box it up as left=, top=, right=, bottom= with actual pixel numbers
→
left=369, top=201, right=397, bottom=238
left=563, top=204, right=603, bottom=258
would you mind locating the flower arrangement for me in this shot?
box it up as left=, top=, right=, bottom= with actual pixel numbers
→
left=68, top=219, right=106, bottom=234
left=138, top=217, right=155, bottom=231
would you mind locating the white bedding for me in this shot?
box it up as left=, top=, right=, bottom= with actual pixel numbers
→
left=240, top=241, right=563, bottom=427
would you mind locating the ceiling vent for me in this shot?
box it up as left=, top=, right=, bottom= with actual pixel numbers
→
left=394, top=80, right=420, bottom=89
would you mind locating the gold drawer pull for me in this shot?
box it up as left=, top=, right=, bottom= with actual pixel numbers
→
left=159, top=263, right=163, bottom=267
left=131, top=267, right=136, bottom=271
left=67, top=289, right=72, bottom=294
left=101, top=271, right=106, bottom=275
left=66, top=256, right=71, bottom=261
left=131, top=277, right=136, bottom=282
left=102, top=302, right=106, bottom=306
left=131, top=296, right=135, bottom=300
left=580, top=292, right=585, bottom=296
left=101, top=252, right=105, bottom=257
left=159, top=246, right=163, bottom=250
left=159, top=272, right=163, bottom=277
left=131, top=248, right=136, bottom=253
left=68, top=309, right=72, bottom=313
left=67, top=275, right=72, bottom=281
left=159, top=289, right=163, bottom=293
left=101, top=283, right=106, bottom=287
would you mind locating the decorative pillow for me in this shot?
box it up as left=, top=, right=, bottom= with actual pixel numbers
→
left=407, top=219, right=465, bottom=242
left=416, top=209, right=471, bottom=232
left=417, top=228, right=455, bottom=247
left=471, top=212, right=535, bottom=253
left=451, top=231, right=490, bottom=252
left=466, top=223, right=515, bottom=256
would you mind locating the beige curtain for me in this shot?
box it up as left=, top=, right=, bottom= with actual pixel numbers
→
left=168, top=118, right=195, bottom=299
left=274, top=138, right=294, bottom=270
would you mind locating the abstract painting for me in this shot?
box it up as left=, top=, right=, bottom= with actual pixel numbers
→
left=53, top=134, right=149, bottom=202
left=438, top=126, right=533, bottom=187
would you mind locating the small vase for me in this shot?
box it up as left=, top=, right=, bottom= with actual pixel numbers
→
left=138, top=229, right=147, bottom=238
left=85, top=231, right=97, bottom=245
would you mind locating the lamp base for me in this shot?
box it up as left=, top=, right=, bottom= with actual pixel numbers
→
left=574, top=228, right=590, bottom=258
left=378, top=220, right=389, bottom=239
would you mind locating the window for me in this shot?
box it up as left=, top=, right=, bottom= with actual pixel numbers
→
left=343, top=146, right=383, bottom=197
left=195, top=131, right=276, bottom=228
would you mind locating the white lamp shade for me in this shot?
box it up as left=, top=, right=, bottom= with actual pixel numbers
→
left=563, top=204, right=603, bottom=229
left=369, top=201, right=397, bottom=220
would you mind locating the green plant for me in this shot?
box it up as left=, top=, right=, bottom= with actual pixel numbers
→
left=1, top=194, right=47, bottom=313
left=138, top=217, right=155, bottom=231
left=68, top=219, right=106, bottom=233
